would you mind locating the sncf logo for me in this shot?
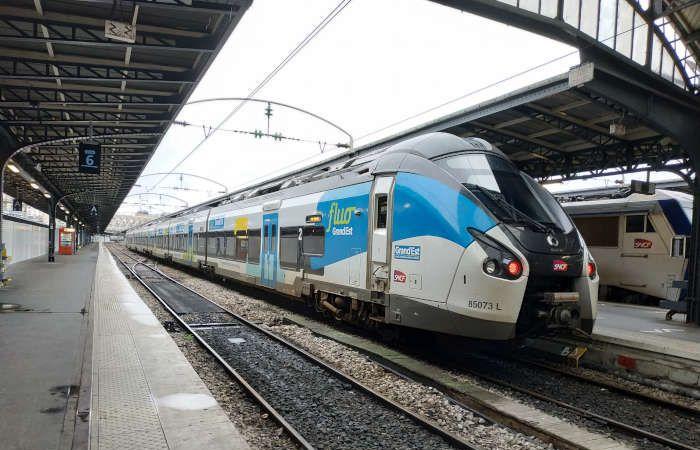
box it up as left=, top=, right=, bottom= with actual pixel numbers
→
left=552, top=260, right=568, bottom=272
left=634, top=238, right=653, bottom=249
left=393, top=270, right=406, bottom=283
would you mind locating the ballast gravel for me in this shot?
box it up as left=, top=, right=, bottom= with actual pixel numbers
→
left=198, top=325, right=457, bottom=450
left=138, top=255, right=551, bottom=450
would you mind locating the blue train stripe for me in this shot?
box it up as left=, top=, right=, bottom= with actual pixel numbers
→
left=659, top=199, right=691, bottom=235
left=392, top=172, right=495, bottom=248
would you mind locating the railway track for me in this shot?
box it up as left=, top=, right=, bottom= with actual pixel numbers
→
left=108, top=247, right=481, bottom=450
left=113, top=245, right=700, bottom=450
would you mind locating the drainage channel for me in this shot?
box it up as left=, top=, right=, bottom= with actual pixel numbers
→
left=112, top=249, right=481, bottom=450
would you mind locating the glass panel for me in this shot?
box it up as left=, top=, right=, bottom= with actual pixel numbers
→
left=631, top=13, right=647, bottom=65
left=302, top=226, right=325, bottom=256
left=674, top=67, right=685, bottom=88
left=661, top=48, right=674, bottom=81
left=563, top=0, right=580, bottom=27
left=615, top=0, right=633, bottom=57
left=625, top=215, right=644, bottom=233
left=598, top=0, right=616, bottom=45
left=580, top=0, right=599, bottom=37
left=519, top=0, right=540, bottom=13
left=650, top=35, right=662, bottom=73
left=646, top=216, right=655, bottom=233
left=248, top=229, right=261, bottom=263
left=540, top=0, right=558, bottom=17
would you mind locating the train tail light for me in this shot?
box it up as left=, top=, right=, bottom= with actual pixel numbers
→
left=505, top=259, right=523, bottom=278
left=587, top=261, right=597, bottom=278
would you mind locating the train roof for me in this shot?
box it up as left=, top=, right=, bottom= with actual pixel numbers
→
left=127, top=132, right=506, bottom=231
left=561, top=189, right=693, bottom=216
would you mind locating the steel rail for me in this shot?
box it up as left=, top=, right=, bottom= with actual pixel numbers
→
left=109, top=249, right=315, bottom=450
left=109, top=246, right=481, bottom=450
left=508, top=355, right=700, bottom=417
left=456, top=359, right=699, bottom=450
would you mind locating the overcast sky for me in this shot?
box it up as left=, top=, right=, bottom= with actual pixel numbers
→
left=114, top=0, right=673, bottom=219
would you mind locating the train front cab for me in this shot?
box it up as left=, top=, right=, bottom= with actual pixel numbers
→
left=369, top=133, right=598, bottom=340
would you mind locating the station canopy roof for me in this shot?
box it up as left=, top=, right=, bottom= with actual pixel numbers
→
left=0, top=0, right=252, bottom=231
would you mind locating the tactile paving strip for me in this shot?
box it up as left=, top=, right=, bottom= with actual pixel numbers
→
left=90, top=253, right=169, bottom=450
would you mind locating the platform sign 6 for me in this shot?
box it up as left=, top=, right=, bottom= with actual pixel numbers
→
left=79, top=143, right=101, bottom=174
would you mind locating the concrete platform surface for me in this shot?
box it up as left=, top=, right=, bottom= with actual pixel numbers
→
left=90, top=243, right=250, bottom=450
left=594, top=302, right=700, bottom=361
left=0, top=244, right=97, bottom=450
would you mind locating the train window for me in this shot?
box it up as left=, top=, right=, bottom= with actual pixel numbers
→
left=671, top=236, right=686, bottom=257
left=235, top=230, right=248, bottom=261
left=225, top=236, right=236, bottom=258
left=376, top=195, right=387, bottom=229
left=302, top=226, right=325, bottom=256
left=646, top=217, right=655, bottom=233
left=248, top=229, right=261, bottom=264
left=280, top=227, right=300, bottom=270
left=573, top=216, right=619, bottom=247
left=625, top=215, right=645, bottom=232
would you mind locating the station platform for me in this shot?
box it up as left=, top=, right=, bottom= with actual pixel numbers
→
left=594, top=302, right=700, bottom=362
left=0, top=243, right=249, bottom=450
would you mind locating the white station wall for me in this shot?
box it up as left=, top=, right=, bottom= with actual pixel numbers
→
left=2, top=218, right=48, bottom=264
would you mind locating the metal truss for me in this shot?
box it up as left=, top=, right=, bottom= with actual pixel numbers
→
left=0, top=84, right=182, bottom=106
left=0, top=17, right=217, bottom=52
left=0, top=57, right=195, bottom=84
left=519, top=140, right=690, bottom=181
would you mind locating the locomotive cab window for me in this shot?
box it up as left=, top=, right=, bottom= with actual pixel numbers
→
left=625, top=214, right=654, bottom=233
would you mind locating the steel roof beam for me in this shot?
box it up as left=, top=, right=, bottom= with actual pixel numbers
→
left=0, top=18, right=217, bottom=52
left=0, top=58, right=196, bottom=84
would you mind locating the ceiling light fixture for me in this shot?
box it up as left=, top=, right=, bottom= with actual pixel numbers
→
left=30, top=182, right=40, bottom=190
left=7, top=164, right=19, bottom=173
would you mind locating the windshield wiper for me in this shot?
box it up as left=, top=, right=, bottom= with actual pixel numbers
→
left=465, top=183, right=551, bottom=233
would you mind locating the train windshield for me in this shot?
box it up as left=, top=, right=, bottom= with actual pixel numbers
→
left=436, top=153, right=573, bottom=233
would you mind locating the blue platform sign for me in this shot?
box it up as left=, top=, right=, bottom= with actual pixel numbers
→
left=79, top=143, right=101, bottom=174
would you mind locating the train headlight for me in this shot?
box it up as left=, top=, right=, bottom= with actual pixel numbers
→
left=587, top=261, right=597, bottom=278
left=505, top=259, right=523, bottom=278
left=483, top=259, right=499, bottom=275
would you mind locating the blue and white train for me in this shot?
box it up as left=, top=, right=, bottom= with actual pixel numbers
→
left=126, top=133, right=599, bottom=340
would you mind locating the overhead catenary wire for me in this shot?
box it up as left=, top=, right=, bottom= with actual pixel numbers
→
left=194, top=18, right=657, bottom=199
left=146, top=0, right=353, bottom=194
left=356, top=17, right=654, bottom=143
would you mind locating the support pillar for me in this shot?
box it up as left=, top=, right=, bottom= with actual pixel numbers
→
left=687, top=177, right=700, bottom=325
left=48, top=200, right=56, bottom=262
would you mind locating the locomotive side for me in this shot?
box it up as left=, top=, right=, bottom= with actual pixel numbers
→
left=563, top=189, right=692, bottom=303
left=127, top=133, right=598, bottom=340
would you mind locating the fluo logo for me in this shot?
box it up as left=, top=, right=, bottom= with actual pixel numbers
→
left=327, top=202, right=356, bottom=236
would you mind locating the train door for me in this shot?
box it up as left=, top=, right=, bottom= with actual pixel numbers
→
left=261, top=213, right=278, bottom=288
left=368, top=176, right=394, bottom=294
left=187, top=223, right=194, bottom=262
